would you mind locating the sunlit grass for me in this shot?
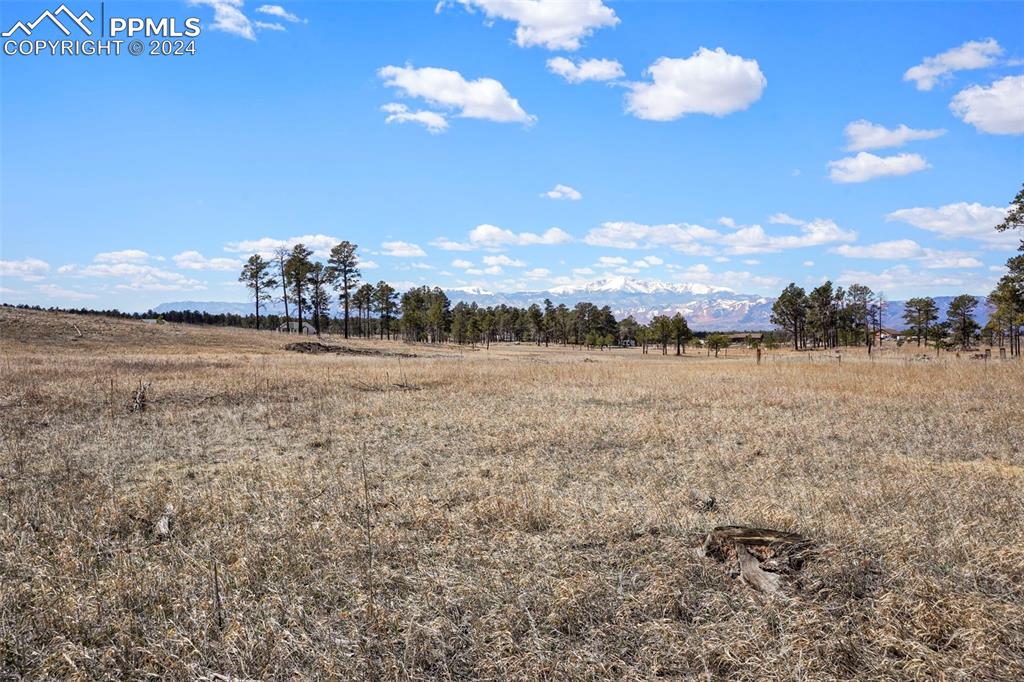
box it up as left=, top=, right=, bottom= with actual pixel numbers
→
left=1, top=308, right=1022, bottom=679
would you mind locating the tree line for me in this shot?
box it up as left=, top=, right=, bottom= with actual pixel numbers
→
left=238, top=241, right=767, bottom=352
left=769, top=183, right=1023, bottom=354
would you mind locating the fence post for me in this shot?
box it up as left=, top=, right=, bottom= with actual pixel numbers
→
left=756, top=347, right=762, bottom=365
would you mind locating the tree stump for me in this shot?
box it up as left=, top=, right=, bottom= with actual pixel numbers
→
left=698, top=525, right=812, bottom=594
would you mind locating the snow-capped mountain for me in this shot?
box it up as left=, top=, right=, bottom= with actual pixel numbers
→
left=155, top=279, right=990, bottom=332
left=442, top=277, right=775, bottom=330
left=547, top=275, right=732, bottom=297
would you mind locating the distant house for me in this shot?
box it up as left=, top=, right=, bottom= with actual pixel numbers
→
left=278, top=321, right=316, bottom=335
left=730, top=332, right=763, bottom=345
left=876, top=327, right=905, bottom=343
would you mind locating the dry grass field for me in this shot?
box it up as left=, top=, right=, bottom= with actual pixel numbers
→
left=1, top=307, right=1022, bottom=680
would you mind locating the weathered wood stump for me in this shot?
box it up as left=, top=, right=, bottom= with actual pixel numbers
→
left=698, top=525, right=812, bottom=594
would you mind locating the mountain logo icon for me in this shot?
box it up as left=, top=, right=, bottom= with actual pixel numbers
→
left=3, top=4, right=95, bottom=37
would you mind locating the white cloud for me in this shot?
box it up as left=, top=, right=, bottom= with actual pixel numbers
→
left=768, top=213, right=803, bottom=226
left=546, top=57, right=623, bottom=83
left=378, top=65, right=534, bottom=125
left=827, top=152, right=929, bottom=183
left=885, top=201, right=1015, bottom=247
left=803, top=261, right=815, bottom=267
left=718, top=217, right=736, bottom=228
left=189, top=0, right=255, bottom=40
left=584, top=221, right=718, bottom=253
left=950, top=75, right=1024, bottom=135
left=468, top=224, right=571, bottom=247
left=225, top=234, right=340, bottom=258
left=596, top=256, right=627, bottom=266
left=832, top=239, right=984, bottom=269
left=94, top=249, right=150, bottom=264
left=451, top=259, right=474, bottom=269
left=466, top=264, right=505, bottom=274
left=59, top=263, right=205, bottom=291
left=381, top=103, right=449, bottom=133
left=380, top=241, right=427, bottom=257
left=442, top=0, right=618, bottom=51
left=843, top=120, right=946, bottom=151
left=189, top=0, right=302, bottom=38
left=35, top=283, right=97, bottom=301
left=1, top=257, right=50, bottom=280
left=903, top=38, right=1003, bottom=91
left=483, top=254, right=526, bottom=267
left=667, top=264, right=780, bottom=292
left=585, top=216, right=853, bottom=256
left=718, top=219, right=856, bottom=255
left=615, top=266, right=641, bottom=274
left=173, top=250, right=240, bottom=271
left=742, top=259, right=760, bottom=265
left=572, top=267, right=594, bottom=276
left=542, top=183, right=582, bottom=200
left=837, top=264, right=993, bottom=297
left=523, top=268, right=550, bottom=279
left=625, top=48, right=767, bottom=121
left=924, top=255, right=984, bottom=269
left=256, top=4, right=304, bottom=22
left=360, top=260, right=380, bottom=269
left=641, top=255, right=663, bottom=266
left=833, top=239, right=925, bottom=260
left=431, top=237, right=475, bottom=251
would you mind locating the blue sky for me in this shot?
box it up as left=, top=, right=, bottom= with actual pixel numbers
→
left=2, top=0, right=1022, bottom=311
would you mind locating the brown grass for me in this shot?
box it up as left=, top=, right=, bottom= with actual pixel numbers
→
left=1, top=307, right=1022, bottom=680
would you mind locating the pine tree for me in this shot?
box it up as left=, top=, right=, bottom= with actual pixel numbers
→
left=846, top=284, right=875, bottom=348
left=651, top=315, right=673, bottom=355
left=995, top=183, right=1024, bottom=248
left=285, top=244, right=314, bottom=334
left=353, top=283, right=375, bottom=338
left=902, top=297, right=938, bottom=346
left=373, top=281, right=398, bottom=340
left=671, top=313, right=692, bottom=355
left=707, top=333, right=730, bottom=357
left=238, top=254, right=276, bottom=330
left=307, top=262, right=333, bottom=335
left=327, top=241, right=360, bottom=339
left=946, top=294, right=979, bottom=350
left=771, top=283, right=808, bottom=350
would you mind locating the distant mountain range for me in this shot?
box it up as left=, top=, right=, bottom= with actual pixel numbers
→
left=155, top=276, right=990, bottom=331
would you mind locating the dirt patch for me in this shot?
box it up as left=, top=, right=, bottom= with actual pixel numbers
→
left=284, top=341, right=419, bottom=358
